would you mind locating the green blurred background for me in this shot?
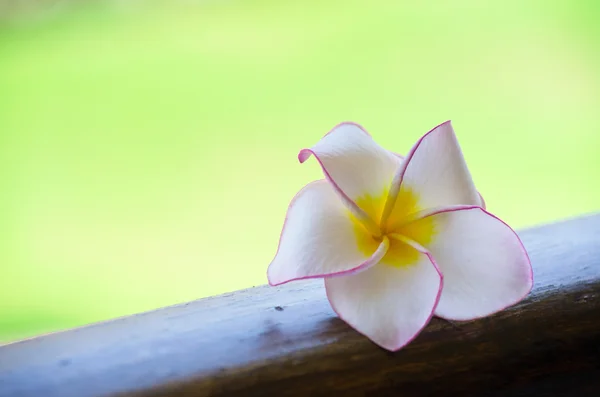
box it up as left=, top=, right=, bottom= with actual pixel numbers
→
left=0, top=0, right=598, bottom=343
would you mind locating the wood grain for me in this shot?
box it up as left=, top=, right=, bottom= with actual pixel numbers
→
left=1, top=214, right=599, bottom=397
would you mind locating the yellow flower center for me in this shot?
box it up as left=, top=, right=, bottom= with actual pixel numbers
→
left=350, top=187, right=435, bottom=267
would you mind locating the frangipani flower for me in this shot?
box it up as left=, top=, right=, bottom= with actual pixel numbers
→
left=267, top=121, right=533, bottom=351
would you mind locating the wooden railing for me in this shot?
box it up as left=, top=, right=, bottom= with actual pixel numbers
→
left=1, top=213, right=599, bottom=397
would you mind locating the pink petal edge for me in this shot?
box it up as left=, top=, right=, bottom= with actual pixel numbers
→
left=325, top=243, right=444, bottom=352
left=381, top=121, right=453, bottom=223
left=268, top=238, right=388, bottom=287
left=298, top=124, right=384, bottom=231
left=414, top=204, right=534, bottom=320
left=298, top=146, right=367, bottom=219
left=397, top=120, right=454, bottom=186
left=389, top=121, right=452, bottom=193
left=323, top=120, right=372, bottom=137
left=266, top=180, right=389, bottom=287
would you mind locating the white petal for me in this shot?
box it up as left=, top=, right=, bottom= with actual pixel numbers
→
left=417, top=206, right=533, bottom=320
left=478, top=191, right=486, bottom=209
left=390, top=121, right=480, bottom=212
left=267, top=180, right=388, bottom=286
left=299, top=122, right=400, bottom=214
left=325, top=249, right=442, bottom=351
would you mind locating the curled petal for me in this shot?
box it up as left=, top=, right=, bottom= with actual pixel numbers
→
left=299, top=122, right=400, bottom=225
left=267, top=180, right=389, bottom=286
left=413, top=206, right=533, bottom=320
left=325, top=245, right=442, bottom=351
left=382, top=121, right=480, bottom=224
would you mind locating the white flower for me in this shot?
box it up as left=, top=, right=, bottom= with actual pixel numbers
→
left=267, top=121, right=533, bottom=351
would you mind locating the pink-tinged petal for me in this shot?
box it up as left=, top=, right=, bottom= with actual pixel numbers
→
left=415, top=206, right=533, bottom=320
left=299, top=122, right=400, bottom=212
left=383, top=122, right=480, bottom=222
left=324, top=246, right=442, bottom=351
left=268, top=180, right=389, bottom=286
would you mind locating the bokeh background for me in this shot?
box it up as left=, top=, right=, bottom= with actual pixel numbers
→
left=1, top=0, right=598, bottom=343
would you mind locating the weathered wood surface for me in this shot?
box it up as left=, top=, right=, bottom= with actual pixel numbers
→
left=1, top=214, right=599, bottom=397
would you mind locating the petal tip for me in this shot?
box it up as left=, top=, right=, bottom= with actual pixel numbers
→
left=266, top=263, right=294, bottom=287
left=382, top=255, right=444, bottom=352
left=434, top=119, right=454, bottom=134
left=384, top=334, right=421, bottom=352
left=326, top=121, right=372, bottom=137
left=482, top=208, right=535, bottom=297
left=266, top=263, right=279, bottom=286
left=431, top=207, right=535, bottom=321
left=297, top=148, right=312, bottom=163
left=325, top=252, right=443, bottom=353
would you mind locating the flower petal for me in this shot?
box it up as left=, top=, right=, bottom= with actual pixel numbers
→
left=298, top=122, right=400, bottom=215
left=267, top=180, right=389, bottom=286
left=478, top=191, right=486, bottom=209
left=384, top=121, right=480, bottom=221
left=324, top=246, right=442, bottom=351
left=414, top=206, right=533, bottom=320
